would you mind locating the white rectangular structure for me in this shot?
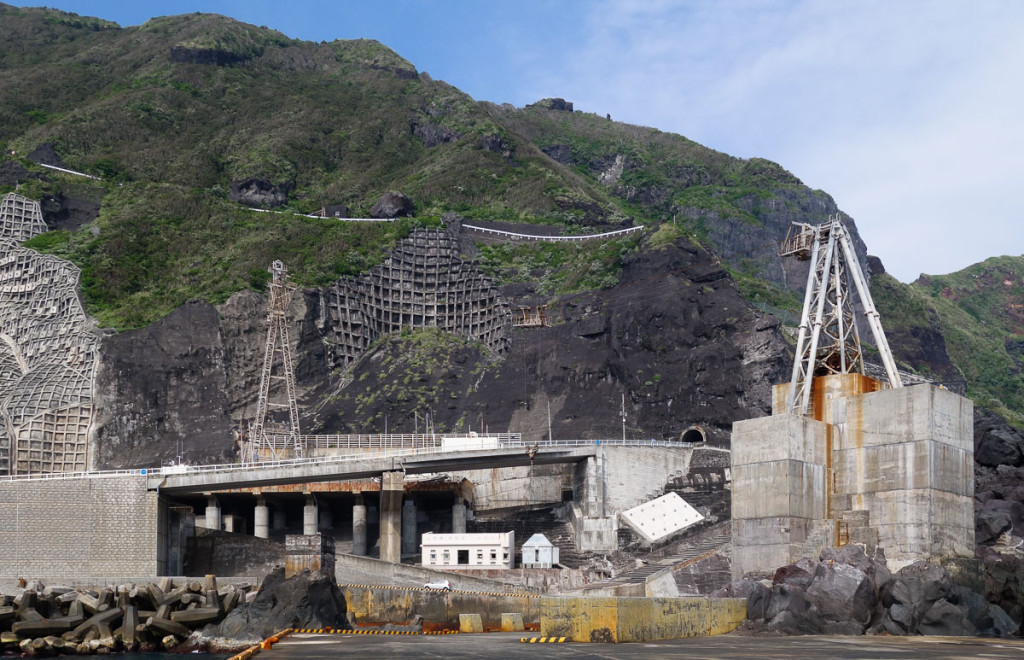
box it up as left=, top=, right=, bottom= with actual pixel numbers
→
left=440, top=434, right=500, bottom=451
left=620, top=492, right=704, bottom=544
left=420, top=531, right=515, bottom=569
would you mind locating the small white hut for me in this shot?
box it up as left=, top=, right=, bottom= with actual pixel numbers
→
left=521, top=533, right=559, bottom=568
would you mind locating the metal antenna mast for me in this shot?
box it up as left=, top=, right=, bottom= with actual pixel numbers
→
left=245, top=260, right=302, bottom=463
left=780, top=215, right=902, bottom=416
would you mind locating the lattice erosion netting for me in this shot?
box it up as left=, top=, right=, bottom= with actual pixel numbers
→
left=326, top=229, right=510, bottom=366
left=0, top=193, right=97, bottom=475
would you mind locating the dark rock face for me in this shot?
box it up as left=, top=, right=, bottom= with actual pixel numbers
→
left=26, top=142, right=65, bottom=168
left=89, top=230, right=787, bottom=464
left=229, top=178, right=293, bottom=208
left=975, top=409, right=1024, bottom=468
left=214, top=568, right=348, bottom=644
left=369, top=191, right=414, bottom=218
left=92, top=300, right=237, bottom=468
left=0, top=160, right=39, bottom=186
left=544, top=98, right=574, bottom=112
left=541, top=144, right=572, bottom=165
left=170, top=45, right=251, bottom=66
left=411, top=120, right=460, bottom=147
left=39, top=191, right=101, bottom=231
left=977, top=547, right=1024, bottom=625
left=975, top=499, right=1024, bottom=545
left=478, top=133, right=514, bottom=157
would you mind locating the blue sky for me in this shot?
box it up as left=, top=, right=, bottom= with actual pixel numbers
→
left=19, top=1, right=1024, bottom=282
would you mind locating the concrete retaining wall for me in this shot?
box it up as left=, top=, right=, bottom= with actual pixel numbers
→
left=540, top=596, right=746, bottom=642
left=0, top=474, right=161, bottom=579
left=343, top=585, right=541, bottom=627
left=334, top=552, right=535, bottom=591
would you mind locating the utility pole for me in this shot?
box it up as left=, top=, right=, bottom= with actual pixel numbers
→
left=620, top=393, right=626, bottom=442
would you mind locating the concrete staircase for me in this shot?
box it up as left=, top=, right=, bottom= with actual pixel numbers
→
left=578, top=521, right=732, bottom=591
left=467, top=507, right=580, bottom=568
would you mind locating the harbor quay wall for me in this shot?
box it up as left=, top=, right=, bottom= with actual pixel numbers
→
left=0, top=474, right=164, bottom=580
left=343, top=585, right=541, bottom=628
left=540, top=595, right=747, bottom=642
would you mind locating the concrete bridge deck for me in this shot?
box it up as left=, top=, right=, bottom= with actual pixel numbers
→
left=147, top=444, right=599, bottom=494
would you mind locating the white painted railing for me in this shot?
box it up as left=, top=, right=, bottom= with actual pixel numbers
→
left=462, top=223, right=645, bottom=242
left=36, top=163, right=103, bottom=181
left=0, top=437, right=697, bottom=482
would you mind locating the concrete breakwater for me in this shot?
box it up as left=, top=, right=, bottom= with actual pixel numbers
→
left=0, top=576, right=253, bottom=655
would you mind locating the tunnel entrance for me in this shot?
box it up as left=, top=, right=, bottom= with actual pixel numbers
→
left=680, top=425, right=706, bottom=444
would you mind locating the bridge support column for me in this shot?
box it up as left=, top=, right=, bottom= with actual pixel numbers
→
left=402, top=499, right=418, bottom=556
left=379, top=471, right=404, bottom=563
left=452, top=499, right=467, bottom=534
left=204, top=496, right=221, bottom=531
left=303, top=494, right=318, bottom=536
left=273, top=508, right=286, bottom=532
left=254, top=496, right=269, bottom=539
left=352, top=494, right=367, bottom=556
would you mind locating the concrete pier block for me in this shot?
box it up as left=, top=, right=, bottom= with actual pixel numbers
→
left=458, top=613, right=483, bottom=633
left=402, top=500, right=417, bottom=556
left=500, top=613, right=524, bottom=632
left=352, top=496, right=367, bottom=556
left=204, top=496, right=221, bottom=532
left=254, top=498, right=269, bottom=539
left=303, top=496, right=318, bottom=536
left=452, top=501, right=467, bottom=534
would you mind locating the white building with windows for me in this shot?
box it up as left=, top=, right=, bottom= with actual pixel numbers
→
left=420, top=531, right=515, bottom=569
left=521, top=533, right=559, bottom=568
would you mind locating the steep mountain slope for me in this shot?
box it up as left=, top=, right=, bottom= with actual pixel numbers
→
left=0, top=4, right=1020, bottom=469
left=0, top=5, right=863, bottom=330
left=872, top=255, right=1024, bottom=427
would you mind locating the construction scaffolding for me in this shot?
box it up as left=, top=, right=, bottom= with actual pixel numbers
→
left=513, top=305, right=547, bottom=328
left=780, top=215, right=903, bottom=416
left=243, top=260, right=302, bottom=464
left=0, top=193, right=96, bottom=475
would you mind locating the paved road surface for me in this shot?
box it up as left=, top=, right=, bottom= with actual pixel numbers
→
left=264, top=632, right=1024, bottom=660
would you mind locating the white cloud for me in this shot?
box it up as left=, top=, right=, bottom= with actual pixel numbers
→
left=524, top=0, right=1024, bottom=281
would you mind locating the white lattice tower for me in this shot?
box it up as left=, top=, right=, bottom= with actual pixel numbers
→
left=780, top=214, right=903, bottom=416
left=245, top=260, right=302, bottom=463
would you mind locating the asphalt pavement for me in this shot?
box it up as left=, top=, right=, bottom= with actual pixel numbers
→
left=262, top=631, right=1024, bottom=660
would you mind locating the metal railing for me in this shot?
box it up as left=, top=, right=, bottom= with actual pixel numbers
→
left=462, top=224, right=645, bottom=242
left=0, top=437, right=698, bottom=482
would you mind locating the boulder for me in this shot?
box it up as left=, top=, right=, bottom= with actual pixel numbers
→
left=975, top=499, right=1024, bottom=545
left=805, top=561, right=875, bottom=626
left=213, top=568, right=348, bottom=644
left=917, top=598, right=975, bottom=636
left=369, top=191, right=414, bottom=218
left=229, top=178, right=292, bottom=208
left=773, top=557, right=819, bottom=590
left=879, top=561, right=955, bottom=633
left=975, top=409, right=1024, bottom=468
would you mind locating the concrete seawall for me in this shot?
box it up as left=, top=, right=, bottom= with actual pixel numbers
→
left=540, top=596, right=746, bottom=642
left=343, top=585, right=541, bottom=628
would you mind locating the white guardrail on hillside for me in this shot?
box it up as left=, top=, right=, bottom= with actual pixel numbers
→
left=462, top=223, right=645, bottom=242
left=0, top=437, right=702, bottom=482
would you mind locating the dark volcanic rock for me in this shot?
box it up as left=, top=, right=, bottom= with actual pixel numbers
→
left=229, top=178, right=293, bottom=208
left=170, top=45, right=252, bottom=66
left=0, top=160, right=40, bottom=186
left=40, top=191, right=101, bottom=231
left=975, top=499, right=1024, bottom=545
left=879, top=561, right=955, bottom=634
left=214, top=568, right=347, bottom=644
left=541, top=144, right=572, bottom=165
left=918, top=598, right=975, bottom=636
left=27, top=142, right=65, bottom=168
left=544, top=98, right=573, bottom=112
left=412, top=120, right=460, bottom=147
left=975, top=408, right=1024, bottom=468
left=773, top=557, right=819, bottom=590
left=369, top=191, right=414, bottom=218
left=805, top=562, right=875, bottom=627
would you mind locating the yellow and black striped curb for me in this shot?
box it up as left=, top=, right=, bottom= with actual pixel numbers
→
left=341, top=584, right=540, bottom=598
left=228, top=628, right=292, bottom=660
left=520, top=637, right=568, bottom=643
left=288, top=628, right=459, bottom=636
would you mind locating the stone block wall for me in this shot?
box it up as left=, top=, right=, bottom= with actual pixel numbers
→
left=0, top=474, right=161, bottom=579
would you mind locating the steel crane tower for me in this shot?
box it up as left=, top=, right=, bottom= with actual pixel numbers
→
left=780, top=215, right=903, bottom=416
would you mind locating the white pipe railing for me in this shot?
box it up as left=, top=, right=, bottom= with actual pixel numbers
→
left=0, top=437, right=698, bottom=482
left=462, top=223, right=644, bottom=242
